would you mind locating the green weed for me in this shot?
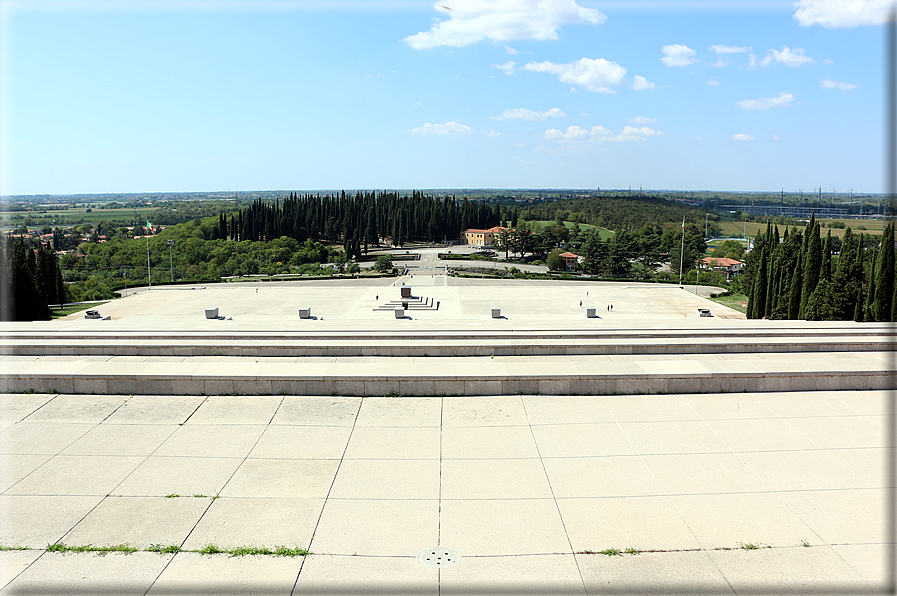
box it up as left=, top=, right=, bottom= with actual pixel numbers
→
left=599, top=548, right=623, bottom=556
left=228, top=546, right=273, bottom=557
left=274, top=546, right=310, bottom=557
left=199, top=543, right=224, bottom=555
left=148, top=544, right=181, bottom=554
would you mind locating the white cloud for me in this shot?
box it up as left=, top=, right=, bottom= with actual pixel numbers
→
left=524, top=57, right=627, bottom=93
left=413, top=101, right=423, bottom=106
left=821, top=79, right=859, bottom=90
left=610, top=126, right=663, bottom=142
left=628, top=116, right=656, bottom=124
left=759, top=46, right=813, bottom=67
left=794, top=0, right=892, bottom=28
left=492, top=60, right=517, bottom=74
left=711, top=59, right=729, bottom=68
left=737, top=92, right=795, bottom=110
left=403, top=0, right=606, bottom=50
left=543, top=124, right=661, bottom=143
left=772, top=133, right=781, bottom=140
left=706, top=79, right=723, bottom=86
left=661, top=44, right=697, bottom=67
left=491, top=107, right=567, bottom=120
left=732, top=133, right=754, bottom=141
left=411, top=121, right=475, bottom=135
left=631, top=75, right=656, bottom=90
left=709, top=44, right=751, bottom=54
left=505, top=45, right=519, bottom=55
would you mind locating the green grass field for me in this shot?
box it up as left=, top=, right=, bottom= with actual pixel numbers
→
left=717, top=218, right=884, bottom=239
left=529, top=220, right=614, bottom=240
left=0, top=207, right=157, bottom=231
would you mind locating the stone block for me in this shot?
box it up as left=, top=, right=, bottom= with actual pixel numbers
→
left=464, top=380, right=503, bottom=395
left=789, top=375, right=817, bottom=391
left=668, top=377, right=699, bottom=394
left=298, top=307, right=311, bottom=319
left=205, top=307, right=218, bottom=319
left=757, top=376, right=791, bottom=392
left=433, top=380, right=465, bottom=397
left=617, top=377, right=668, bottom=395
left=234, top=379, right=271, bottom=395
left=401, top=287, right=411, bottom=298
left=304, top=380, right=335, bottom=396
left=394, top=307, right=405, bottom=319
left=142, top=379, right=173, bottom=395
left=203, top=379, right=234, bottom=395
left=271, top=380, right=305, bottom=395
left=107, top=378, right=143, bottom=395
left=585, top=307, right=596, bottom=318
left=700, top=376, right=730, bottom=394
left=399, top=380, right=436, bottom=396
left=171, top=379, right=205, bottom=395
left=538, top=379, right=571, bottom=395
left=491, top=307, right=501, bottom=318
left=332, top=380, right=365, bottom=396
left=503, top=379, right=540, bottom=395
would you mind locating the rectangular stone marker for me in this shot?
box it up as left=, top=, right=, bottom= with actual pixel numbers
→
left=298, top=307, right=311, bottom=319
left=394, top=306, right=405, bottom=319
left=205, top=307, right=218, bottom=319
left=585, top=306, right=596, bottom=318
left=401, top=287, right=412, bottom=298
left=84, top=310, right=101, bottom=319
left=491, top=307, right=501, bottom=318
left=698, top=308, right=712, bottom=317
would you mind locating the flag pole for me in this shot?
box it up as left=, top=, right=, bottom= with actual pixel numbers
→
left=678, top=217, right=685, bottom=287
left=146, top=220, right=152, bottom=289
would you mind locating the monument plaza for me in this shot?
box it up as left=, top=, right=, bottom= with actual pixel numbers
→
left=0, top=275, right=892, bottom=594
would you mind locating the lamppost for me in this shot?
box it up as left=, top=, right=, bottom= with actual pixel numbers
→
left=167, top=240, right=175, bottom=283
left=704, top=213, right=709, bottom=238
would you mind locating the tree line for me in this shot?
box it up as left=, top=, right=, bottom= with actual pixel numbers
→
left=216, top=191, right=505, bottom=259
left=742, top=215, right=889, bottom=321
left=1, top=237, right=66, bottom=320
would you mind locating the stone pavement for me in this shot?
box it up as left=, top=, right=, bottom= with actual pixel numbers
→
left=0, top=391, right=891, bottom=595
left=0, top=276, right=894, bottom=594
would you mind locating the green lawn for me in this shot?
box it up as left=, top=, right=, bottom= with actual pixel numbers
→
left=707, top=292, right=748, bottom=314
left=51, top=302, right=110, bottom=319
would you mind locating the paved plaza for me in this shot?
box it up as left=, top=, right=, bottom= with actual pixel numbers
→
left=0, top=275, right=894, bottom=594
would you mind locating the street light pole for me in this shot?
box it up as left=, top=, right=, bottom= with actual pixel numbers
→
left=167, top=240, right=175, bottom=283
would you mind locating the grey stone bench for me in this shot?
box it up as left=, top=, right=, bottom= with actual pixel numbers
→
left=205, top=307, right=219, bottom=319
left=584, top=306, right=596, bottom=318
left=491, top=307, right=501, bottom=318
left=298, top=307, right=312, bottom=319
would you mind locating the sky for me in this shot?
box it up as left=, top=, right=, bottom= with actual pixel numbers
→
left=0, top=0, right=892, bottom=195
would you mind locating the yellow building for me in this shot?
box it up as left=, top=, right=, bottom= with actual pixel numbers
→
left=462, top=226, right=506, bottom=246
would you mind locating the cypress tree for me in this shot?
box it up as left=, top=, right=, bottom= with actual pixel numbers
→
left=865, top=247, right=877, bottom=322
left=749, top=250, right=768, bottom=319
left=873, top=222, right=894, bottom=321
left=799, top=218, right=821, bottom=318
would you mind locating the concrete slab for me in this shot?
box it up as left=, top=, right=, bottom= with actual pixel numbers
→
left=295, top=553, right=438, bottom=594
left=187, top=395, right=283, bottom=424
left=247, top=425, right=352, bottom=460
left=327, top=459, right=440, bottom=500
left=0, top=394, right=57, bottom=423
left=440, top=458, right=554, bottom=499
left=441, top=425, right=539, bottom=459
left=342, top=426, right=440, bottom=460
left=219, top=459, right=340, bottom=499
left=0, top=422, right=95, bottom=455
left=110, top=456, right=243, bottom=497
left=577, top=549, right=734, bottom=594
left=3, top=454, right=144, bottom=496
left=0, top=454, right=53, bottom=493
left=558, top=495, right=703, bottom=553
left=22, top=394, right=128, bottom=423
left=181, top=497, right=324, bottom=551
left=270, top=396, right=360, bottom=426
left=543, top=456, right=664, bottom=498
left=309, top=499, right=438, bottom=556
left=530, top=422, right=637, bottom=457
left=0, top=495, right=104, bottom=546
left=102, top=395, right=205, bottom=424
left=439, top=498, right=571, bottom=556
left=0, top=550, right=43, bottom=589
left=1, top=551, right=174, bottom=596
left=146, top=552, right=301, bottom=595
left=153, top=424, right=266, bottom=458
left=59, top=424, right=176, bottom=456
left=440, top=554, right=585, bottom=595
left=61, top=495, right=210, bottom=549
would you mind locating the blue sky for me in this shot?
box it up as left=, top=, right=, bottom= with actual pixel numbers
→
left=0, top=0, right=891, bottom=195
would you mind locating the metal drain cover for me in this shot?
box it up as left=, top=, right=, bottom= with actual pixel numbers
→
left=418, top=546, right=459, bottom=567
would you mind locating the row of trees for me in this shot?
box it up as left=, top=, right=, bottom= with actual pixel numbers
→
left=218, top=191, right=507, bottom=258
left=1, top=237, right=66, bottom=320
left=743, top=215, right=890, bottom=321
